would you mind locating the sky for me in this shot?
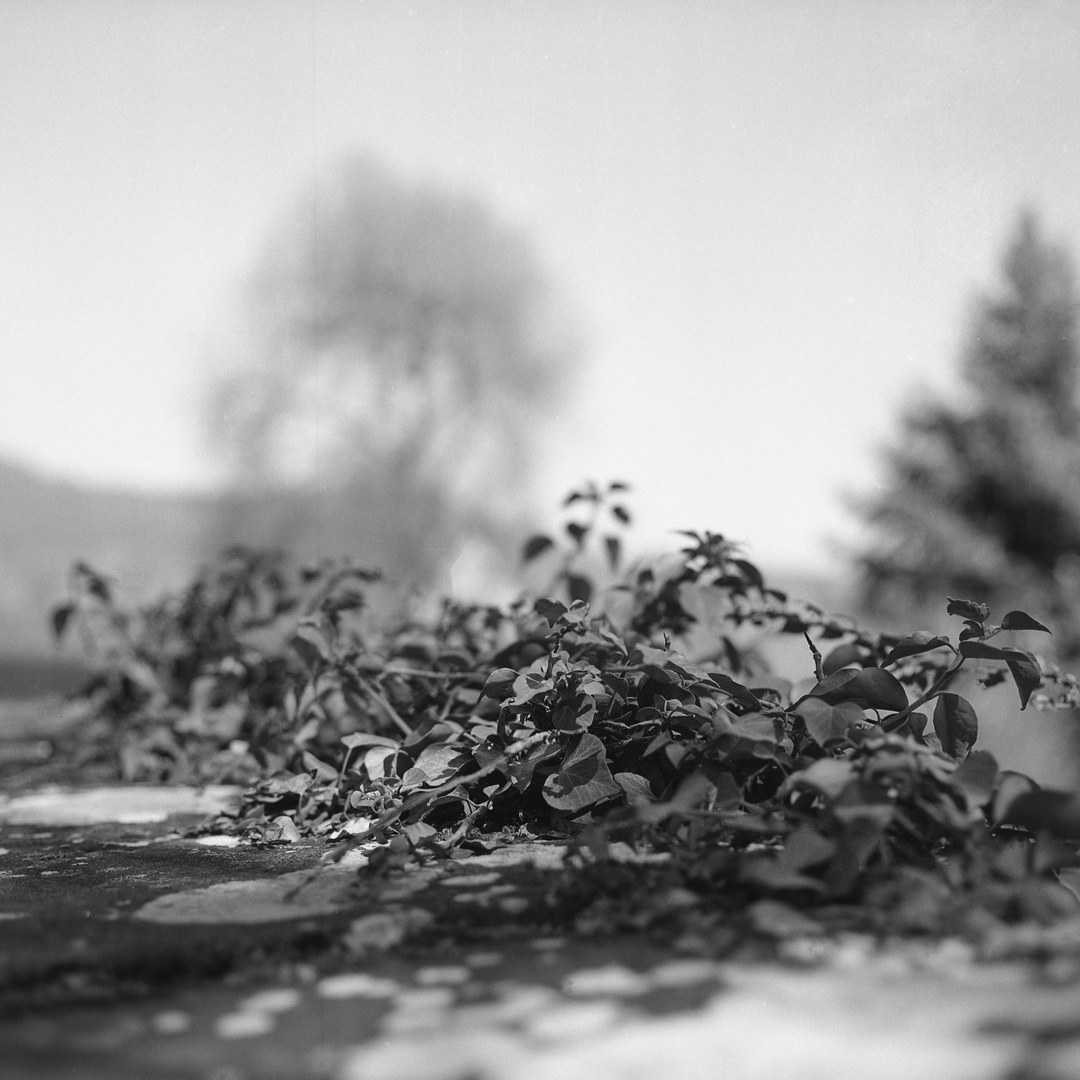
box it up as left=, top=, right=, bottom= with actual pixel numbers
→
left=3, top=0, right=1080, bottom=576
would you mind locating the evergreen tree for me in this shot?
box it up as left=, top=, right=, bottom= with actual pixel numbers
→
left=856, top=210, right=1080, bottom=655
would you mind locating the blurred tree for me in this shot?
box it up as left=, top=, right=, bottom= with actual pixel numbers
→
left=209, top=154, right=577, bottom=590
left=855, top=210, right=1080, bottom=655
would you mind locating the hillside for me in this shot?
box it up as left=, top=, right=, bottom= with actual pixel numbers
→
left=0, top=458, right=219, bottom=658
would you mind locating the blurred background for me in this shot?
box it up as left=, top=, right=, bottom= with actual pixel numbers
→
left=3, top=0, right=1080, bottom=718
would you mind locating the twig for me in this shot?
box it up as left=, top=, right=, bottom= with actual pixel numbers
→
left=367, top=687, right=413, bottom=738
left=803, top=632, right=824, bottom=683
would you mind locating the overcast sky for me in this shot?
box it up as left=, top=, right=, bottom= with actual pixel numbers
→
left=3, top=1, right=1080, bottom=575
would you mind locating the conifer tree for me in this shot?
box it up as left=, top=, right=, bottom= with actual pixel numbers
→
left=856, top=210, right=1080, bottom=656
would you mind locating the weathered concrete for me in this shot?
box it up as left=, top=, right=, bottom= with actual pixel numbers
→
left=3, top=785, right=1080, bottom=1080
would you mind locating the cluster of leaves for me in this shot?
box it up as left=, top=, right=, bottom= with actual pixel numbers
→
left=53, top=484, right=1080, bottom=933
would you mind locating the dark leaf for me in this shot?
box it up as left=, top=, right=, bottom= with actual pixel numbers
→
left=822, top=642, right=866, bottom=676
left=566, top=521, right=588, bottom=546
left=291, top=624, right=330, bottom=670
left=1006, top=651, right=1043, bottom=710
left=882, top=632, right=951, bottom=667
left=1000, top=610, right=1052, bottom=634
left=959, top=642, right=1042, bottom=708
left=535, top=597, right=569, bottom=627
left=948, top=749, right=998, bottom=807
left=51, top=604, right=75, bottom=640
left=603, top=535, right=621, bottom=571
left=732, top=559, right=764, bottom=589
left=959, top=640, right=1014, bottom=661
left=607, top=480, right=630, bottom=493
left=947, top=597, right=991, bottom=623
left=990, top=770, right=1039, bottom=825
left=809, top=667, right=908, bottom=712
left=933, top=693, right=978, bottom=759
left=542, top=733, right=622, bottom=812
left=565, top=574, right=593, bottom=604
left=708, top=672, right=762, bottom=711
left=1003, top=789, right=1080, bottom=840
left=480, top=667, right=520, bottom=701
left=611, top=504, right=631, bottom=524
left=522, top=534, right=554, bottom=562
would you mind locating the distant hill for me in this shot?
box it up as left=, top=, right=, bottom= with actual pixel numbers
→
left=0, top=458, right=220, bottom=658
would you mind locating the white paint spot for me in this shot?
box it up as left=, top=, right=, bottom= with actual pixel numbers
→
left=316, top=973, right=400, bottom=1000
left=239, top=988, right=302, bottom=1014
left=466, top=844, right=566, bottom=871
left=194, top=835, right=242, bottom=848
left=415, top=966, right=471, bottom=986
left=215, top=1010, right=275, bottom=1039
left=152, top=1011, right=191, bottom=1035
left=465, top=952, right=503, bottom=968
left=0, top=785, right=240, bottom=825
left=528, top=938, right=566, bottom=951
left=525, top=1000, right=624, bottom=1041
left=647, top=960, right=721, bottom=988
left=0, top=912, right=27, bottom=920
left=563, top=966, right=651, bottom=998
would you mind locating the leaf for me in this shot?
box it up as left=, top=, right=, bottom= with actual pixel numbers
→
left=948, top=749, right=999, bottom=807
left=271, top=815, right=301, bottom=843
left=809, top=667, right=908, bottom=712
left=509, top=671, right=554, bottom=706
left=363, top=746, right=397, bottom=780
left=301, top=751, right=339, bottom=782
left=412, top=744, right=469, bottom=783
left=732, top=559, right=764, bottom=589
left=613, top=772, right=656, bottom=803
left=51, top=604, right=75, bottom=640
left=481, top=667, right=520, bottom=701
left=1000, top=610, right=1052, bottom=634
left=1003, top=789, right=1080, bottom=840
left=933, top=693, right=978, bottom=759
left=882, top=633, right=951, bottom=667
left=542, top=733, right=621, bottom=812
left=990, top=770, right=1039, bottom=825
left=566, top=521, right=588, bottom=546
left=611, top=504, right=631, bottom=524
left=535, top=597, right=569, bottom=626
left=565, top=574, right=593, bottom=604
left=1006, top=651, right=1043, bottom=710
left=794, top=697, right=865, bottom=749
left=341, top=733, right=399, bottom=750
left=779, top=757, right=855, bottom=800
left=291, top=624, right=331, bottom=669
left=958, top=640, right=1015, bottom=661
left=603, top=535, right=621, bottom=570
left=947, top=598, right=991, bottom=623
left=708, top=672, right=762, bottom=711
left=522, top=534, right=554, bottom=562
left=822, top=642, right=865, bottom=676
left=959, top=642, right=1042, bottom=707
